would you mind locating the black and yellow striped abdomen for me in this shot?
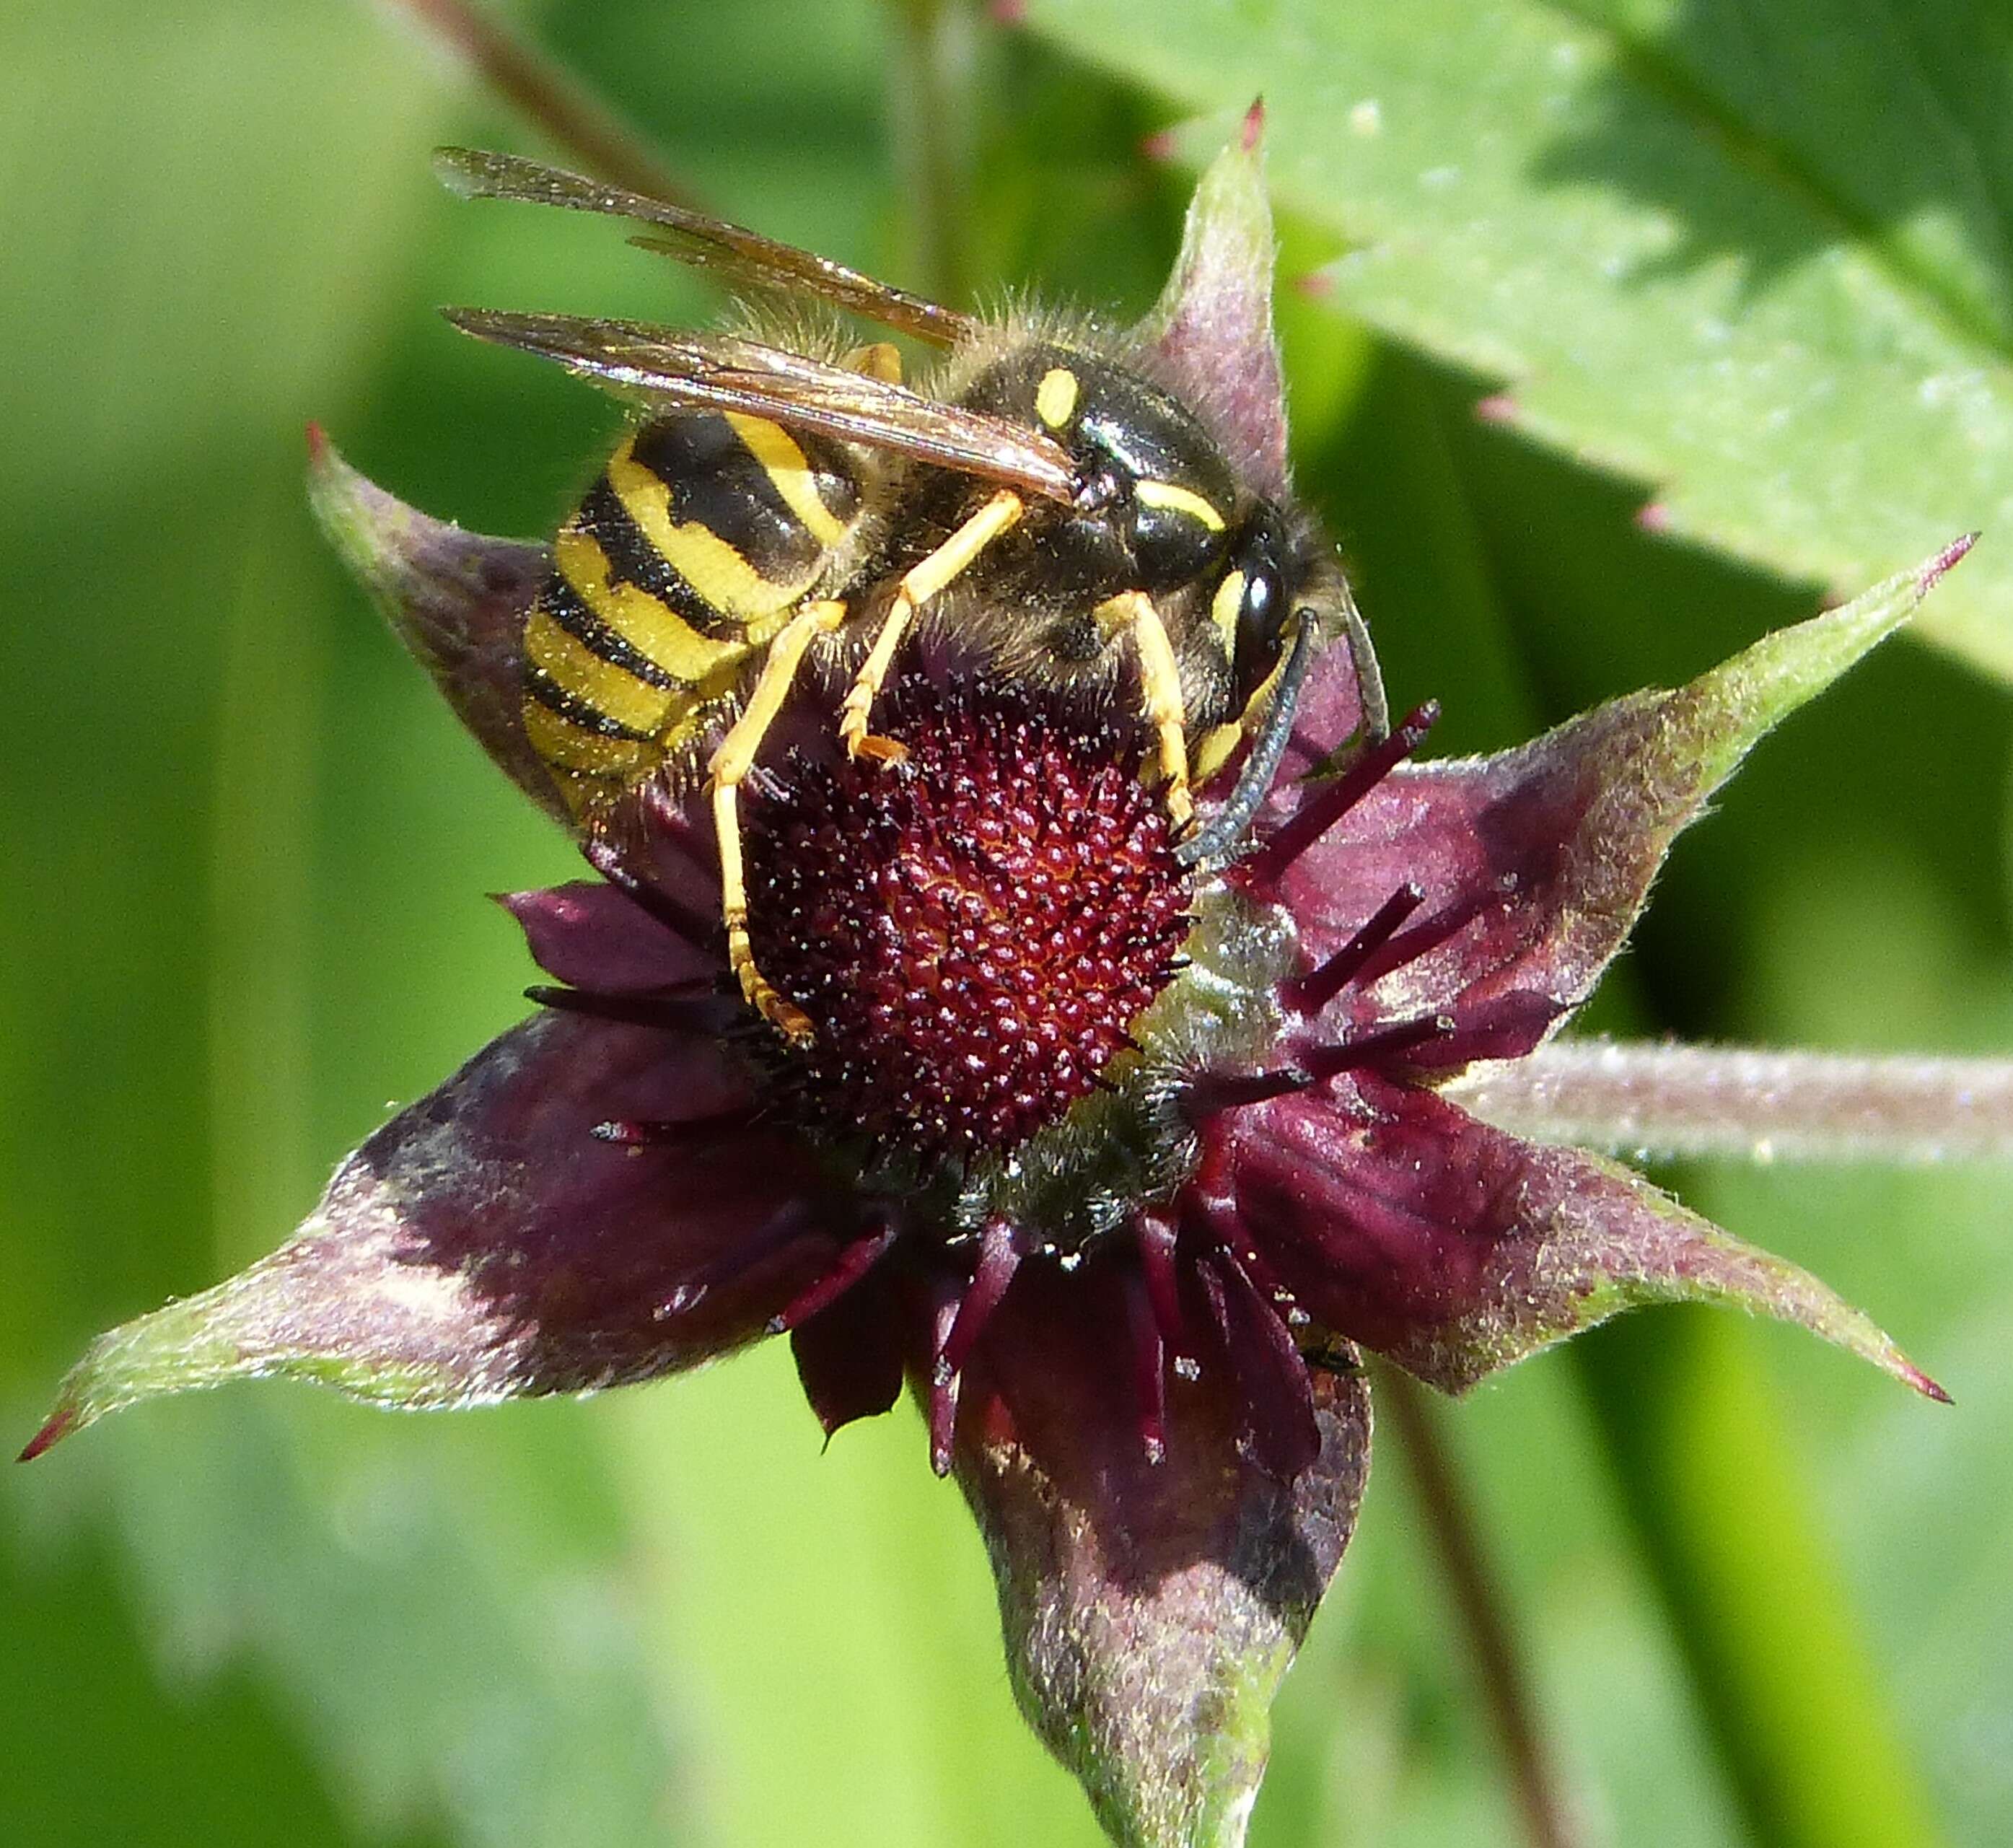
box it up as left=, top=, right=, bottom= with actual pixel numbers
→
left=523, top=410, right=864, bottom=815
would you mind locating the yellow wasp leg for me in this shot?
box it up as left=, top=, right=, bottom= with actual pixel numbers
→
left=841, top=341, right=904, bottom=383
left=710, top=599, right=848, bottom=1043
left=1095, top=590, right=1193, bottom=831
left=839, top=489, right=1025, bottom=763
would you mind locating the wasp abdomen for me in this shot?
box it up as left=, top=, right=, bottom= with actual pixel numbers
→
left=523, top=411, right=864, bottom=813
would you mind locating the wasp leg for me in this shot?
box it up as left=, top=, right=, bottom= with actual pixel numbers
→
left=710, top=598, right=848, bottom=1042
left=841, top=341, right=903, bottom=383
left=1095, top=590, right=1193, bottom=831
left=839, top=489, right=1025, bottom=763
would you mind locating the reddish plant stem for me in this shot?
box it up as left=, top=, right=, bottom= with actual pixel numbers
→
left=1382, top=1367, right=1584, bottom=1848
left=381, top=0, right=698, bottom=203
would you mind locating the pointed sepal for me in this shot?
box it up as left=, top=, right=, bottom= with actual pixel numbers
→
left=1136, top=102, right=1290, bottom=502
left=1214, top=1075, right=1945, bottom=1400
left=22, top=1014, right=858, bottom=1457
left=948, top=1253, right=1372, bottom=1847
left=1267, top=540, right=1976, bottom=1064
left=306, top=427, right=566, bottom=822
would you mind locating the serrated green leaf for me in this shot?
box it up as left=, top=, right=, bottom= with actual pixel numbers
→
left=1022, top=0, right=2013, bottom=684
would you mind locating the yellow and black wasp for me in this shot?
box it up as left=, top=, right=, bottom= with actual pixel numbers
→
left=437, top=149, right=1354, bottom=1043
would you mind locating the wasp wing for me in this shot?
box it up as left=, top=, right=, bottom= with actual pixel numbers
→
left=436, top=148, right=978, bottom=350
left=444, top=309, right=1082, bottom=504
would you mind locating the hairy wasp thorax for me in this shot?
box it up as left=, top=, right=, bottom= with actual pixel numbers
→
left=937, top=339, right=1311, bottom=733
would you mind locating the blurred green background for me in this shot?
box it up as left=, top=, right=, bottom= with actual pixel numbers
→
left=4, top=3, right=2011, bottom=1845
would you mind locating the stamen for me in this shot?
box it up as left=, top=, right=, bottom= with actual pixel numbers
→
left=1281, top=883, right=1427, bottom=1015
left=1123, top=1273, right=1169, bottom=1466
left=1182, top=1069, right=1312, bottom=1118
left=1299, top=1013, right=1457, bottom=1082
left=1240, top=700, right=1439, bottom=886
left=589, top=1105, right=759, bottom=1145
left=1133, top=1211, right=1188, bottom=1349
left=1350, top=873, right=1519, bottom=989
left=937, top=1218, right=1024, bottom=1380
left=766, top=1219, right=898, bottom=1334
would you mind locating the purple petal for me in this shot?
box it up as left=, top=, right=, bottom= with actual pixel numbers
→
left=27, top=1014, right=862, bottom=1450
left=790, top=1264, right=908, bottom=1439
left=1261, top=551, right=1966, bottom=1061
left=1214, top=1074, right=1943, bottom=1398
left=499, top=881, right=716, bottom=992
left=307, top=430, right=565, bottom=824
left=948, top=1249, right=1372, bottom=1846
left=1190, top=1248, right=1322, bottom=1481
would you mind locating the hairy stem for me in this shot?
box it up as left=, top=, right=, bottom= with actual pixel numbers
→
left=1447, top=1037, right=2013, bottom=1164
left=379, top=0, right=696, bottom=202
left=1380, top=1369, right=1584, bottom=1848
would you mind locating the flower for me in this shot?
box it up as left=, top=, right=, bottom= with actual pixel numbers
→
left=22, top=123, right=1962, bottom=1848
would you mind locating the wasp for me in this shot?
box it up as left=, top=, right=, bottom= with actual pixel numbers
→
left=437, top=149, right=1354, bottom=1043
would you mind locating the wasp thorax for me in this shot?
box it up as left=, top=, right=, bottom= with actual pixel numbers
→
left=742, top=683, right=1193, bottom=1168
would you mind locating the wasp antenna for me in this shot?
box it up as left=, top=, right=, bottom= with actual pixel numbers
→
left=1178, top=609, right=1319, bottom=869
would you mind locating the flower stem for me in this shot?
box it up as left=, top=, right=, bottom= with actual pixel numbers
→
left=882, top=0, right=981, bottom=303
left=1447, top=1037, right=2013, bottom=1164
left=1380, top=1369, right=1584, bottom=1848
left=1574, top=1312, right=1944, bottom=1848
left=379, top=0, right=697, bottom=202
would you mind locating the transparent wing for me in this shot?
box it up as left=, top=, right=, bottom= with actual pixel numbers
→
left=444, top=308, right=1082, bottom=504
left=437, top=147, right=979, bottom=349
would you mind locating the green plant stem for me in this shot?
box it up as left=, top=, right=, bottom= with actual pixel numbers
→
left=1574, top=1310, right=1945, bottom=1848
left=378, top=0, right=697, bottom=202
left=884, top=0, right=981, bottom=303
left=1380, top=1369, right=1584, bottom=1848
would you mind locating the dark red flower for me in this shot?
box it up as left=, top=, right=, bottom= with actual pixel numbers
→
left=24, top=128, right=1960, bottom=1848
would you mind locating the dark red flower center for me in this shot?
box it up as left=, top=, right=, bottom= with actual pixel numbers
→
left=742, top=684, right=1192, bottom=1167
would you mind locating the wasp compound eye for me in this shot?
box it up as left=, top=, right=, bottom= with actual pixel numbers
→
left=1228, top=514, right=1294, bottom=706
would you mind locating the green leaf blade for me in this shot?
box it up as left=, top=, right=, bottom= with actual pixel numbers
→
left=1024, top=0, right=2013, bottom=683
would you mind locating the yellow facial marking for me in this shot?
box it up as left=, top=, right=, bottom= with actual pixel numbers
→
left=1211, top=569, right=1246, bottom=652
left=606, top=438, right=817, bottom=618
left=555, top=527, right=750, bottom=684
left=1035, top=366, right=1080, bottom=429
left=1135, top=478, right=1227, bottom=531
left=724, top=411, right=849, bottom=547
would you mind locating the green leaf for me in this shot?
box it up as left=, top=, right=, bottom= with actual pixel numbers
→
left=1021, top=0, right=2013, bottom=684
